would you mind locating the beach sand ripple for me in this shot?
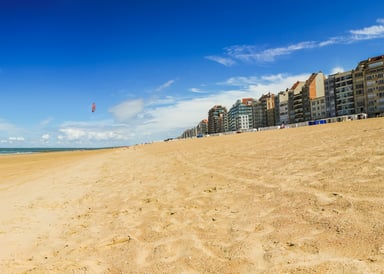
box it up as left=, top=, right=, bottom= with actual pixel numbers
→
left=0, top=118, right=383, bottom=273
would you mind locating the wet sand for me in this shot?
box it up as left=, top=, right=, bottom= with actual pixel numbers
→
left=0, top=118, right=383, bottom=273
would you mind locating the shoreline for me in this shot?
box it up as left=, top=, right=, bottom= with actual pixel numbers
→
left=0, top=147, right=117, bottom=156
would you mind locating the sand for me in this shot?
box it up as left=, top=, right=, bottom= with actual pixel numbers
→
left=0, top=118, right=383, bottom=273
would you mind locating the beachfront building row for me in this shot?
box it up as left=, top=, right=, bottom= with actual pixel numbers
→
left=180, top=119, right=208, bottom=138
left=180, top=55, right=384, bottom=137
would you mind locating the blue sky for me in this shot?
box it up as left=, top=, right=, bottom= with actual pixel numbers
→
left=0, top=0, right=384, bottom=147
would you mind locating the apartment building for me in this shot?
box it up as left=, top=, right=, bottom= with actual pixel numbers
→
left=353, top=55, right=384, bottom=117
left=293, top=91, right=304, bottom=122
left=228, top=98, right=254, bottom=131
left=277, top=90, right=289, bottom=125
left=288, top=81, right=305, bottom=124
left=253, top=100, right=266, bottom=129
left=180, top=54, right=383, bottom=138
left=311, top=96, right=326, bottom=119
left=196, top=119, right=208, bottom=135
left=292, top=73, right=325, bottom=122
left=325, top=75, right=337, bottom=117
left=335, top=71, right=355, bottom=116
left=208, top=105, right=228, bottom=134
left=259, top=93, right=276, bottom=126
left=179, top=119, right=209, bottom=138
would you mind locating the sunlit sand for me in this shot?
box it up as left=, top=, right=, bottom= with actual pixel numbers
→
left=0, top=118, right=383, bottom=273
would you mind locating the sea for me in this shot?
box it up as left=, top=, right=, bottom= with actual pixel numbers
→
left=0, top=147, right=102, bottom=155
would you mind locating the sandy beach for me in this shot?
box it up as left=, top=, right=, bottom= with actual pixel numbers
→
left=0, top=118, right=383, bottom=273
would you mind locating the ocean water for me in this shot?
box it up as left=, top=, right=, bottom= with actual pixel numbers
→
left=0, top=147, right=100, bottom=155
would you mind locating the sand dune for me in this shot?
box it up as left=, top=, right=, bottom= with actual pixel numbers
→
left=1, top=118, right=383, bottom=273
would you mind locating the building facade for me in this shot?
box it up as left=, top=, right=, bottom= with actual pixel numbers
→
left=325, top=74, right=337, bottom=118
left=253, top=100, right=265, bottom=129
left=334, top=70, right=355, bottom=116
left=288, top=81, right=305, bottom=123
left=228, top=98, right=253, bottom=131
left=259, top=93, right=276, bottom=127
left=311, top=96, right=326, bottom=120
left=208, top=105, right=228, bottom=134
left=292, top=73, right=325, bottom=122
left=353, top=55, right=384, bottom=117
left=179, top=54, right=384, bottom=138
left=196, top=119, right=208, bottom=135
left=277, top=90, right=289, bottom=125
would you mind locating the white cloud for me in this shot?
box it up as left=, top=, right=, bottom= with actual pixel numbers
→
left=109, top=99, right=144, bottom=123
left=227, top=42, right=317, bottom=63
left=220, top=73, right=309, bottom=92
left=147, top=96, right=176, bottom=107
left=205, top=55, right=235, bottom=67
left=318, top=36, right=345, bottom=47
left=220, top=76, right=259, bottom=86
left=349, top=20, right=384, bottom=41
left=207, top=18, right=384, bottom=65
left=189, top=88, right=206, bottom=93
left=59, top=127, right=128, bottom=143
left=56, top=118, right=135, bottom=146
left=155, top=80, right=175, bottom=92
left=41, top=134, right=50, bottom=140
left=330, top=66, right=345, bottom=74
left=59, top=128, right=86, bottom=141
left=9, top=136, right=25, bottom=141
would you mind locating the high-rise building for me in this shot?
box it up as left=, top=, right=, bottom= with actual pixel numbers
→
left=288, top=81, right=305, bottom=124
left=293, top=91, right=304, bottom=122
left=325, top=75, right=337, bottom=117
left=353, top=55, right=384, bottom=117
left=333, top=71, right=355, bottom=116
left=180, top=119, right=209, bottom=138
left=197, top=119, right=208, bottom=135
left=228, top=98, right=254, bottom=131
left=277, top=90, right=289, bottom=125
left=208, top=105, right=228, bottom=134
left=293, top=73, right=325, bottom=122
left=259, top=93, right=276, bottom=126
left=311, top=97, right=326, bottom=120
left=253, top=100, right=265, bottom=129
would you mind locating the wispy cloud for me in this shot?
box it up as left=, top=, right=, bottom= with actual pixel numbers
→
left=155, top=80, right=175, bottom=92
left=59, top=128, right=128, bottom=142
left=109, top=99, right=144, bottom=123
left=226, top=42, right=317, bottom=63
left=189, top=87, right=206, bottom=94
left=207, top=18, right=384, bottom=66
left=349, top=18, right=384, bottom=41
left=220, top=76, right=260, bottom=87
left=205, top=55, right=235, bottom=67
left=9, top=136, right=25, bottom=141
left=41, top=134, right=50, bottom=140
left=147, top=96, right=176, bottom=107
